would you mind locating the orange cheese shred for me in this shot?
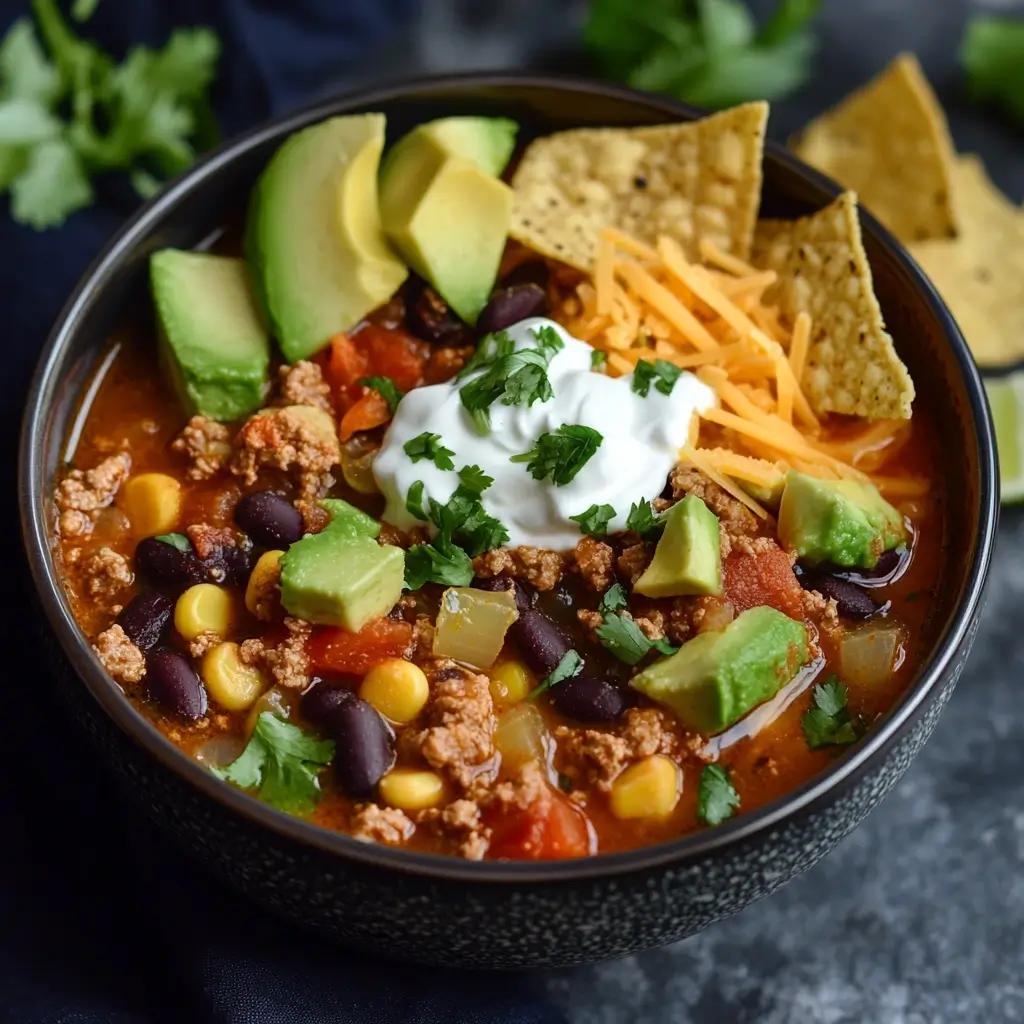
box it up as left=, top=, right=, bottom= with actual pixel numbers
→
left=682, top=445, right=769, bottom=519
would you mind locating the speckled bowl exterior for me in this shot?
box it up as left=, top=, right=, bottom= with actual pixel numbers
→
left=21, top=75, right=997, bottom=970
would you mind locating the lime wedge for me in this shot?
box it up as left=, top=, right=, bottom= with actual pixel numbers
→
left=985, top=374, right=1024, bottom=503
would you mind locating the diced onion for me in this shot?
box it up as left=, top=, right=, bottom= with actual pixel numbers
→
left=432, top=587, right=518, bottom=669
left=193, top=734, right=245, bottom=768
left=494, top=703, right=552, bottom=773
left=840, top=626, right=903, bottom=690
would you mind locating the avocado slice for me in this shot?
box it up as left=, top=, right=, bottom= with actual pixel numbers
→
left=379, top=116, right=518, bottom=180
left=735, top=469, right=786, bottom=510
left=379, top=123, right=514, bottom=324
left=630, top=606, right=809, bottom=735
left=150, top=250, right=271, bottom=422
left=279, top=498, right=404, bottom=632
left=247, top=113, right=408, bottom=363
left=634, top=496, right=722, bottom=598
left=778, top=471, right=906, bottom=568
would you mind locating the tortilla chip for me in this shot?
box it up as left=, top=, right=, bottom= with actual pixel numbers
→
left=910, top=155, right=1024, bottom=368
left=752, top=192, right=915, bottom=420
left=791, top=53, right=957, bottom=245
left=510, top=103, right=768, bottom=271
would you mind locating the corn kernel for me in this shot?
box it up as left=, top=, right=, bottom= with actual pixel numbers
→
left=609, top=755, right=681, bottom=820
left=359, top=659, right=429, bottom=724
left=174, top=583, right=234, bottom=641
left=379, top=769, right=445, bottom=811
left=245, top=549, right=284, bottom=618
left=201, top=642, right=268, bottom=712
left=123, top=473, right=181, bottom=536
left=489, top=660, right=533, bottom=703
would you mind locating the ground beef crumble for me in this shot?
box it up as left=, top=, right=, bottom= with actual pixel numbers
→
left=473, top=546, right=567, bottom=591
left=418, top=798, right=490, bottom=860
left=239, top=617, right=310, bottom=689
left=802, top=589, right=840, bottom=628
left=573, top=537, right=615, bottom=591
left=189, top=631, right=221, bottom=659
left=617, top=541, right=652, bottom=585
left=410, top=614, right=435, bottom=660
left=92, top=624, right=145, bottom=685
left=670, top=466, right=768, bottom=547
left=186, top=523, right=235, bottom=560
left=350, top=804, right=414, bottom=844
left=56, top=451, right=131, bottom=538
left=170, top=416, right=232, bottom=481
left=80, top=546, right=132, bottom=601
left=276, top=361, right=334, bottom=413
left=293, top=499, right=329, bottom=535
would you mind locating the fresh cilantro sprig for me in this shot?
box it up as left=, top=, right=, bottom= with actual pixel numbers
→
left=584, top=0, right=821, bottom=110
left=404, top=539, right=474, bottom=591
left=358, top=376, right=403, bottom=414
left=428, top=486, right=508, bottom=558
left=154, top=532, right=190, bottom=552
left=802, top=678, right=860, bottom=750
left=599, top=582, right=628, bottom=614
left=593, top=583, right=679, bottom=664
left=511, top=424, right=603, bottom=486
left=213, top=712, right=334, bottom=816
left=455, top=329, right=515, bottom=381
left=406, top=481, right=428, bottom=521
left=632, top=359, right=683, bottom=398
left=403, top=432, right=455, bottom=471
left=527, top=649, right=584, bottom=700
left=457, top=464, right=494, bottom=495
left=570, top=502, right=616, bottom=537
left=590, top=349, right=608, bottom=371
left=961, top=15, right=1024, bottom=125
left=0, top=0, right=220, bottom=228
left=625, top=498, right=666, bottom=539
left=697, top=763, right=740, bottom=826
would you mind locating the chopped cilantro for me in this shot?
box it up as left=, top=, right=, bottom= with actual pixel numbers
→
left=213, top=712, right=334, bottom=816
left=802, top=678, right=859, bottom=750
left=632, top=358, right=683, bottom=397
left=527, top=649, right=584, bottom=700
left=557, top=772, right=574, bottom=793
left=650, top=637, right=679, bottom=657
left=455, top=330, right=514, bottom=381
left=403, top=432, right=455, bottom=471
left=428, top=487, right=509, bottom=558
left=511, top=424, right=603, bottom=485
left=590, top=348, right=608, bottom=371
left=154, top=532, right=190, bottom=552
left=570, top=502, right=616, bottom=537
left=457, top=464, right=494, bottom=495
left=598, top=582, right=628, bottom=615
left=595, top=612, right=651, bottom=665
left=961, top=15, right=1024, bottom=125
left=358, top=375, right=403, bottom=413
left=405, top=481, right=428, bottom=522
left=697, top=764, right=740, bottom=826
left=404, top=538, right=475, bottom=590
left=625, top=498, right=665, bottom=538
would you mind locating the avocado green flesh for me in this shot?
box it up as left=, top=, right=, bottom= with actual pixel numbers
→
left=778, top=471, right=906, bottom=568
left=634, top=495, right=722, bottom=598
left=279, top=498, right=404, bottom=632
left=630, top=606, right=809, bottom=735
left=150, top=249, right=270, bottom=422
left=379, top=116, right=518, bottom=181
left=247, top=113, right=408, bottom=363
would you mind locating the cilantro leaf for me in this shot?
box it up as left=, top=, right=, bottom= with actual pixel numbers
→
left=458, top=464, right=494, bottom=495
left=802, top=678, right=859, bottom=750
left=570, top=502, right=616, bottom=537
left=590, top=349, right=607, bottom=371
left=403, top=432, right=456, bottom=471
left=213, top=712, right=335, bottom=817
left=10, top=136, right=91, bottom=227
left=632, top=358, right=683, bottom=397
left=961, top=15, right=1024, bottom=125
left=428, top=486, right=508, bottom=557
left=527, top=649, right=584, bottom=700
left=406, top=481, right=428, bottom=522
left=650, top=637, right=679, bottom=657
left=456, top=330, right=514, bottom=381
left=599, top=582, right=628, bottom=615
left=596, top=612, right=651, bottom=665
left=358, top=375, right=404, bottom=413
left=154, top=532, right=191, bottom=552
left=71, top=0, right=101, bottom=22
left=511, top=424, right=603, bottom=486
left=0, top=19, right=59, bottom=104
left=697, top=764, right=740, bottom=826
left=625, top=498, right=665, bottom=538
left=404, top=539, right=474, bottom=590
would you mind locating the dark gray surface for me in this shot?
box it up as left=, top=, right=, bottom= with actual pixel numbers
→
left=342, top=0, right=1024, bottom=1019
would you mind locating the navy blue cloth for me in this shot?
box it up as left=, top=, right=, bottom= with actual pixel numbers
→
left=2, top=3, right=565, bottom=1022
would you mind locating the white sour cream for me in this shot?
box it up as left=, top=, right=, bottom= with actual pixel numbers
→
left=373, top=317, right=716, bottom=551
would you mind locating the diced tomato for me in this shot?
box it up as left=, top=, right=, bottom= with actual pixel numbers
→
left=724, top=545, right=805, bottom=621
left=326, top=325, right=427, bottom=412
left=487, top=792, right=593, bottom=861
left=307, top=618, right=413, bottom=676
left=339, top=390, right=391, bottom=442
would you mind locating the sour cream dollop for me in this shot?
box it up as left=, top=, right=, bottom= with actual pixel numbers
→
left=373, top=318, right=716, bottom=551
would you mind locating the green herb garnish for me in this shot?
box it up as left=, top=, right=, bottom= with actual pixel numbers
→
left=511, top=424, right=603, bottom=486
left=154, top=532, right=190, bottom=552
left=801, top=678, right=859, bottom=750
left=213, top=712, right=334, bottom=816
left=598, top=582, right=628, bottom=615
left=570, top=502, right=616, bottom=537
left=595, top=612, right=651, bottom=666
left=358, top=375, right=403, bottom=413
left=403, top=432, right=455, bottom=471
left=961, top=15, right=1024, bottom=124
left=650, top=637, right=680, bottom=657
left=625, top=498, right=665, bottom=538
left=455, top=329, right=515, bottom=381
left=404, top=538, right=475, bottom=590
left=697, top=763, right=740, bottom=826
left=527, top=649, right=584, bottom=700
left=590, top=349, right=608, bottom=371
left=457, top=464, right=494, bottom=495
left=584, top=0, right=821, bottom=110
left=405, top=481, right=428, bottom=522
left=632, top=358, right=683, bottom=397
left=428, top=487, right=509, bottom=558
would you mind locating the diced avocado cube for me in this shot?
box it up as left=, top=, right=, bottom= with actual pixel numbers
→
left=634, top=495, right=722, bottom=598
left=279, top=499, right=404, bottom=632
left=246, top=113, right=409, bottom=363
left=630, top=606, right=809, bottom=735
left=735, top=469, right=786, bottom=510
left=778, top=471, right=906, bottom=568
left=150, top=250, right=271, bottom=422
left=379, top=116, right=518, bottom=180
left=379, top=127, right=514, bottom=324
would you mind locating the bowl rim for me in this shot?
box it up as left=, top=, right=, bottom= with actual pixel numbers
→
left=20, top=70, right=998, bottom=884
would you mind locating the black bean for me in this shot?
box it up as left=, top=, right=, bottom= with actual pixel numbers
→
left=146, top=648, right=207, bottom=721
left=406, top=283, right=467, bottom=342
left=474, top=574, right=535, bottom=615
left=507, top=608, right=572, bottom=676
left=116, top=592, right=173, bottom=651
left=551, top=675, right=629, bottom=722
left=476, top=283, right=547, bottom=336
left=501, top=260, right=549, bottom=292
left=796, top=568, right=878, bottom=620
left=328, top=698, right=394, bottom=797
left=135, top=537, right=205, bottom=590
left=857, top=548, right=903, bottom=580
left=302, top=681, right=355, bottom=726
left=201, top=543, right=254, bottom=587
left=234, top=491, right=304, bottom=548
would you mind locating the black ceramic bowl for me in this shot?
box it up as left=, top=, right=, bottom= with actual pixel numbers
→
left=20, top=74, right=997, bottom=969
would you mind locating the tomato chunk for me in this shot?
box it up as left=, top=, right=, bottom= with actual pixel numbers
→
left=724, top=545, right=805, bottom=621
left=326, top=325, right=427, bottom=412
left=307, top=618, right=413, bottom=676
left=487, top=792, right=593, bottom=861
left=339, top=390, right=391, bottom=441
